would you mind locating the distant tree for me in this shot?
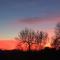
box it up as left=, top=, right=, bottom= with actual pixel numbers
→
left=52, top=23, right=60, bottom=50
left=16, top=28, right=36, bottom=50
left=16, top=28, right=48, bottom=51
left=35, top=31, right=48, bottom=48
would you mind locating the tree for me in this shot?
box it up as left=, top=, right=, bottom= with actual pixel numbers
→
left=16, top=28, right=48, bottom=51
left=17, top=28, right=35, bottom=50
left=35, top=31, right=48, bottom=44
left=35, top=31, right=48, bottom=49
left=52, top=23, right=60, bottom=50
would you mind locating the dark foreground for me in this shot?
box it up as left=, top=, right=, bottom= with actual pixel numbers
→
left=0, top=48, right=60, bottom=60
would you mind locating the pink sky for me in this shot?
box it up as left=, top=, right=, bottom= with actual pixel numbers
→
left=0, top=0, right=60, bottom=50
left=0, top=16, right=60, bottom=50
left=0, top=40, right=17, bottom=50
left=0, top=29, right=54, bottom=50
left=0, top=16, right=60, bottom=40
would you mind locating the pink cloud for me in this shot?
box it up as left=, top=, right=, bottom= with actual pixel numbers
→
left=16, top=16, right=60, bottom=24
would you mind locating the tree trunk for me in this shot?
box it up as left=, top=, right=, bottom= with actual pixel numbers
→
left=28, top=42, right=31, bottom=51
left=29, top=44, right=30, bottom=51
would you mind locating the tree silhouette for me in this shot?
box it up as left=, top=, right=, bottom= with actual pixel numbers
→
left=16, top=28, right=48, bottom=51
left=16, top=28, right=35, bottom=50
left=35, top=31, right=48, bottom=49
left=52, top=23, right=60, bottom=50
left=35, top=31, right=48, bottom=44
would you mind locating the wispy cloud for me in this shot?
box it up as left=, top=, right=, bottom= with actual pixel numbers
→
left=16, top=16, right=60, bottom=24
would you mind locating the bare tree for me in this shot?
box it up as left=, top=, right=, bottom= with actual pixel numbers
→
left=16, top=28, right=35, bottom=50
left=16, top=28, right=48, bottom=51
left=52, top=23, right=60, bottom=50
left=35, top=31, right=48, bottom=48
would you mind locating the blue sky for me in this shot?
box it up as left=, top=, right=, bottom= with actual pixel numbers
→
left=0, top=0, right=60, bottom=40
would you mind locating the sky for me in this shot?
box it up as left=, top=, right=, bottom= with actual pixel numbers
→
left=0, top=0, right=60, bottom=40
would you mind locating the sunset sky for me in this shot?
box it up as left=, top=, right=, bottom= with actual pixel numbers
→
left=0, top=0, right=60, bottom=40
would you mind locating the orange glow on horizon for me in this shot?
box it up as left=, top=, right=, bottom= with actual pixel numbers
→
left=0, top=29, right=54, bottom=51
left=0, top=38, right=53, bottom=51
left=0, top=40, right=17, bottom=50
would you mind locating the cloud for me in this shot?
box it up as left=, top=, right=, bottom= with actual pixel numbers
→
left=16, top=16, right=60, bottom=24
left=17, top=17, right=43, bottom=24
